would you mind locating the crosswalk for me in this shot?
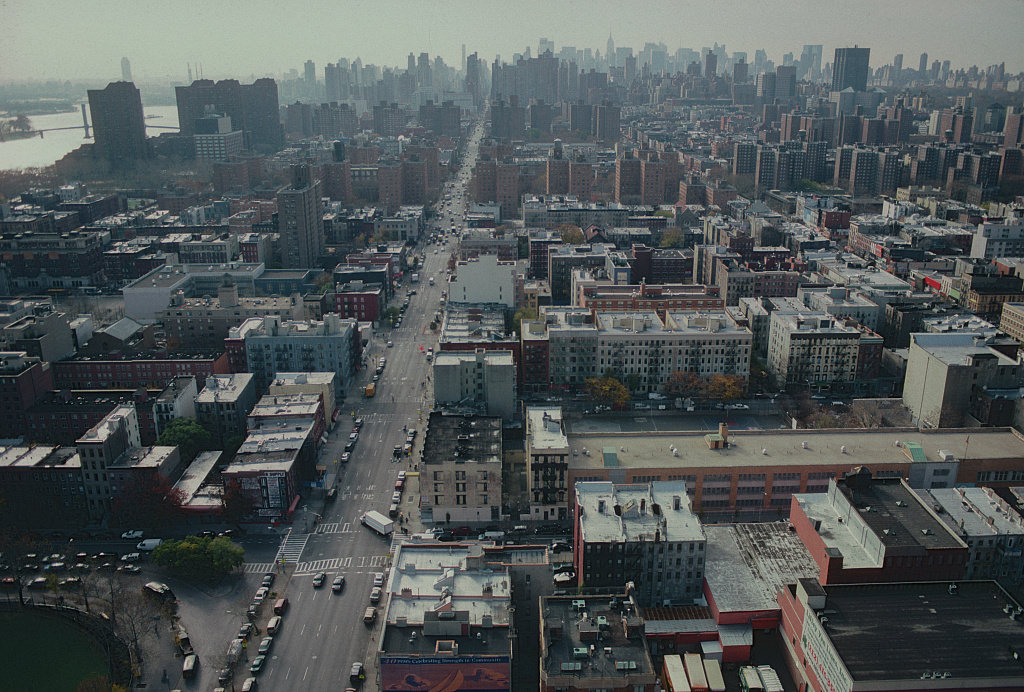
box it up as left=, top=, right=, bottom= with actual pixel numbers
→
left=241, top=562, right=275, bottom=574
left=294, top=554, right=390, bottom=575
left=275, top=529, right=309, bottom=564
left=315, top=522, right=354, bottom=534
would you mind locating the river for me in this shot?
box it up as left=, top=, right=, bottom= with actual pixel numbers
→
left=0, top=105, right=180, bottom=171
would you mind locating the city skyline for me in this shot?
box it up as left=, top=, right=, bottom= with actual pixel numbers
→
left=3, top=0, right=1023, bottom=83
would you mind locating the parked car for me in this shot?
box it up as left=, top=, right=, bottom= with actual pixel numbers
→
left=392, top=491, right=402, bottom=503
left=250, top=655, right=266, bottom=675
left=350, top=661, right=364, bottom=683
left=257, top=636, right=273, bottom=655
left=370, top=586, right=382, bottom=604
left=354, top=417, right=364, bottom=429
left=340, top=452, right=351, bottom=463
left=261, top=573, right=275, bottom=588
left=373, top=572, right=385, bottom=587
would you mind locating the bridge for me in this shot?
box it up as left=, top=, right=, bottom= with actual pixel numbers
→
left=17, top=123, right=180, bottom=139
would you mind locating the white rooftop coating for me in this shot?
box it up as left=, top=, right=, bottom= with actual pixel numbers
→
left=911, top=332, right=1020, bottom=367
left=917, top=487, right=1024, bottom=537
left=387, top=544, right=511, bottom=626
left=576, top=480, right=705, bottom=544
left=792, top=492, right=879, bottom=569
left=197, top=373, right=254, bottom=403
left=528, top=407, right=568, bottom=451
left=703, top=523, right=819, bottom=613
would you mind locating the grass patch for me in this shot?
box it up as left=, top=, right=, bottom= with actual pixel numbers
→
left=0, top=611, right=108, bottom=692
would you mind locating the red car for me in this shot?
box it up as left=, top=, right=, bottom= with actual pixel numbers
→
left=451, top=526, right=474, bottom=537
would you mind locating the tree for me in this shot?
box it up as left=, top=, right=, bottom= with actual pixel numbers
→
left=314, top=271, right=333, bottom=293
left=153, top=535, right=244, bottom=582
left=624, top=373, right=642, bottom=392
left=557, top=224, right=585, bottom=244
left=584, top=377, right=630, bottom=408
left=221, top=479, right=256, bottom=524
left=511, top=306, right=538, bottom=335
left=703, top=374, right=745, bottom=403
left=157, top=417, right=212, bottom=463
left=660, top=226, right=686, bottom=248
left=13, top=114, right=31, bottom=132
left=663, top=371, right=702, bottom=398
left=112, top=475, right=186, bottom=528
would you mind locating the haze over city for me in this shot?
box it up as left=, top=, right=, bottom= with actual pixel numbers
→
left=4, top=0, right=1023, bottom=82
left=4, top=1, right=1024, bottom=691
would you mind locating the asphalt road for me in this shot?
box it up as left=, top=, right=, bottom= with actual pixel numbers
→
left=241, top=117, right=486, bottom=692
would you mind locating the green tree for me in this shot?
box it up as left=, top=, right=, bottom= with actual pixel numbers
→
left=557, top=224, right=585, bottom=244
left=152, top=535, right=244, bottom=582
left=314, top=271, right=333, bottom=293
left=511, top=306, right=538, bottom=335
left=13, top=114, right=31, bottom=132
left=384, top=306, right=401, bottom=327
left=660, top=226, right=686, bottom=248
left=584, top=376, right=630, bottom=408
left=157, top=418, right=212, bottom=463
left=624, top=373, right=642, bottom=392
left=703, top=374, right=746, bottom=403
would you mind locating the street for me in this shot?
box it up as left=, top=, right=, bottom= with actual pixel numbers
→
left=163, top=116, right=488, bottom=692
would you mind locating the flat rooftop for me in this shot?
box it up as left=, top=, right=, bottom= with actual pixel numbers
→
left=916, top=486, right=1024, bottom=537
left=0, top=445, right=77, bottom=469
left=197, top=373, right=254, bottom=403
left=421, top=412, right=502, bottom=466
left=813, top=580, right=1024, bottom=682
left=567, top=428, right=1024, bottom=471
left=541, top=594, right=653, bottom=681
left=577, top=481, right=705, bottom=543
left=704, top=523, right=819, bottom=613
left=527, top=407, right=568, bottom=451
left=109, top=445, right=177, bottom=470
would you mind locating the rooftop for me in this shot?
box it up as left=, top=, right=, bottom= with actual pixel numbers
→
left=196, top=373, right=254, bottom=404
left=567, top=428, right=1024, bottom=471
left=576, top=481, right=705, bottom=544
left=704, top=523, right=819, bottom=613
left=541, top=593, right=654, bottom=682
left=810, top=580, right=1024, bottom=682
left=0, top=445, right=78, bottom=470
left=794, top=474, right=964, bottom=568
left=910, top=332, right=1020, bottom=367
left=109, top=445, right=177, bottom=470
left=527, top=407, right=568, bottom=452
left=381, top=543, right=512, bottom=659
left=420, top=412, right=502, bottom=466
left=916, top=486, right=1024, bottom=538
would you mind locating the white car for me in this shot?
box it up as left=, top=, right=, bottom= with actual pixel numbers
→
left=121, top=530, right=143, bottom=540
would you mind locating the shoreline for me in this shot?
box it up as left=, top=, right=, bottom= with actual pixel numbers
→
left=0, top=131, right=40, bottom=143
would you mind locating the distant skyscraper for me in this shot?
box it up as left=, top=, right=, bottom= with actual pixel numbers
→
left=120, top=57, right=133, bottom=83
left=832, top=46, right=870, bottom=92
left=704, top=52, right=717, bottom=78
left=304, top=60, right=316, bottom=84
left=277, top=164, right=324, bottom=269
left=893, top=53, right=903, bottom=76
left=87, top=81, right=150, bottom=165
left=607, top=34, right=615, bottom=67
left=775, top=65, right=796, bottom=102
left=919, top=52, right=928, bottom=75
left=733, top=59, right=749, bottom=84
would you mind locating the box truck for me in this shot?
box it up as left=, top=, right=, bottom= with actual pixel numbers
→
left=137, top=538, right=163, bottom=551
left=361, top=510, right=394, bottom=536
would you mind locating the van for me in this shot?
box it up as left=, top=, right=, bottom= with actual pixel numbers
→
left=273, top=598, right=288, bottom=615
left=266, top=616, right=281, bottom=634
left=363, top=606, right=377, bottom=624
left=388, top=503, right=400, bottom=518
left=182, top=653, right=198, bottom=679
left=478, top=531, right=505, bottom=542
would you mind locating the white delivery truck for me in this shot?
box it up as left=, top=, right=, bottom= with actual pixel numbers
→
left=361, top=510, right=395, bottom=536
left=137, top=538, right=163, bottom=551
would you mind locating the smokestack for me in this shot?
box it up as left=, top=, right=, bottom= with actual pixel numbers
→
left=718, top=422, right=729, bottom=444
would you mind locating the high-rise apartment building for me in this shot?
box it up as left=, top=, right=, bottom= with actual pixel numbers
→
left=174, top=78, right=283, bottom=152
left=277, top=165, right=324, bottom=268
left=832, top=47, right=871, bottom=92
left=87, top=81, right=151, bottom=165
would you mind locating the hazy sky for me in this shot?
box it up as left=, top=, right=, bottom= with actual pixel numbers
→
left=3, top=0, right=1022, bottom=83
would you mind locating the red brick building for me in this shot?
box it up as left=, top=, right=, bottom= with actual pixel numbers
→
left=0, top=353, right=53, bottom=439
left=52, top=353, right=230, bottom=390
